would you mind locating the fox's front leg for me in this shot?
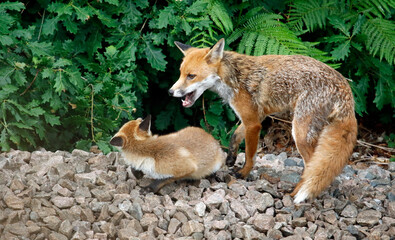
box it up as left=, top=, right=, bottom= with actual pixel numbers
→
left=237, top=123, right=261, bottom=178
left=226, top=123, right=245, bottom=166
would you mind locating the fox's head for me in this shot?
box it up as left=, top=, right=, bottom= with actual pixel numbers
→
left=109, top=115, right=152, bottom=148
left=169, top=38, right=225, bottom=108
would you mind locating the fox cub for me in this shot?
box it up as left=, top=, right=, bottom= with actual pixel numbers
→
left=110, top=115, right=225, bottom=192
left=169, top=38, right=357, bottom=203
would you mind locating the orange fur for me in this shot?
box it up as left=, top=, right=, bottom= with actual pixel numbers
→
left=110, top=116, right=225, bottom=192
left=292, top=116, right=357, bottom=202
left=170, top=39, right=358, bottom=202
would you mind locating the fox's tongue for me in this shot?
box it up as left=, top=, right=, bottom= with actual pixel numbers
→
left=182, top=96, right=192, bottom=107
left=181, top=92, right=194, bottom=107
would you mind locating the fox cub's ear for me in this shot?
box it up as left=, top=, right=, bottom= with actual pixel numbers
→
left=205, top=38, right=225, bottom=64
left=139, top=115, right=151, bottom=133
left=110, top=136, right=123, bottom=147
left=174, top=41, right=192, bottom=56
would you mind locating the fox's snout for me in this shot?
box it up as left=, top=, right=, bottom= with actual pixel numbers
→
left=168, top=89, right=174, bottom=96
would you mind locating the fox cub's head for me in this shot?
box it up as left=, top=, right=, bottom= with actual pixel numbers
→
left=109, top=115, right=152, bottom=148
left=169, top=38, right=225, bottom=108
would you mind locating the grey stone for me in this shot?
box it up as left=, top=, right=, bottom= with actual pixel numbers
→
left=242, top=225, right=263, bottom=239
left=168, top=218, right=181, bottom=234
left=140, top=213, right=159, bottom=230
left=357, top=210, right=382, bottom=227
left=51, top=196, right=75, bottom=209
left=253, top=214, right=275, bottom=232
left=4, top=191, right=24, bottom=210
left=49, top=232, right=68, bottom=240
left=181, top=220, right=204, bottom=236
left=280, top=171, right=301, bottom=184
left=212, top=220, right=229, bottom=230
left=291, top=217, right=307, bottom=227
left=59, top=220, right=73, bottom=238
left=194, top=202, right=206, bottom=217
left=203, top=189, right=226, bottom=208
left=230, top=200, right=250, bottom=221
left=341, top=205, right=358, bottom=218
left=388, top=202, right=395, bottom=218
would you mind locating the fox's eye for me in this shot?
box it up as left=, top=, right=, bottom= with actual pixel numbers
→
left=187, top=74, right=196, bottom=80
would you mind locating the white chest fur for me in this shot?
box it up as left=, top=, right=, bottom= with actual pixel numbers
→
left=122, top=152, right=173, bottom=179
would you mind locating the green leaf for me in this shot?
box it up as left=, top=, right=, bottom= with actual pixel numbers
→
left=331, top=41, right=351, bottom=61
left=53, top=58, right=72, bottom=68
left=156, top=5, right=176, bottom=29
left=96, top=140, right=112, bottom=154
left=44, top=113, right=60, bottom=126
left=104, top=45, right=118, bottom=59
left=48, top=2, right=73, bottom=16
left=96, top=10, right=118, bottom=28
left=54, top=71, right=65, bottom=93
left=350, top=76, right=369, bottom=116
left=0, top=35, right=13, bottom=45
left=187, top=0, right=208, bottom=15
left=144, top=42, right=167, bottom=71
left=0, top=1, right=25, bottom=11
left=42, top=17, right=59, bottom=36
left=73, top=5, right=92, bottom=22
left=363, top=18, right=395, bottom=64
left=42, top=68, right=55, bottom=79
left=75, top=139, right=92, bottom=151
left=206, top=111, right=220, bottom=127
left=13, top=70, right=27, bottom=86
left=208, top=100, right=224, bottom=116
left=28, top=41, right=53, bottom=56
left=62, top=19, right=79, bottom=34
left=0, top=85, right=18, bottom=99
left=103, top=0, right=119, bottom=6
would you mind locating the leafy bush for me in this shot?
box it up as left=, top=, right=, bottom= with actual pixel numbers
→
left=0, top=0, right=393, bottom=153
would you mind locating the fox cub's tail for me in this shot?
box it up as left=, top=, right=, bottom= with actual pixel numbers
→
left=293, top=116, right=357, bottom=203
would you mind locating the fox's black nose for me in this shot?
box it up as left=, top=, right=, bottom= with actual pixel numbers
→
left=168, top=89, right=174, bottom=96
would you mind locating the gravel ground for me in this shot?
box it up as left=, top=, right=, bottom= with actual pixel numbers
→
left=0, top=149, right=394, bottom=240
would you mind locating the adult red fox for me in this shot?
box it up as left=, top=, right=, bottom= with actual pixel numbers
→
left=169, top=38, right=357, bottom=203
left=110, top=115, right=224, bottom=192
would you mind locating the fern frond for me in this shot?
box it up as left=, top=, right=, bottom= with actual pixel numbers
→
left=207, top=0, right=233, bottom=35
left=288, top=0, right=335, bottom=32
left=363, top=18, right=395, bottom=64
left=355, top=0, right=394, bottom=18
left=229, top=13, right=314, bottom=56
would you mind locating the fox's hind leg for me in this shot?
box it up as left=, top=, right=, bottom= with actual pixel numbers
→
left=226, top=123, right=245, bottom=166
left=290, top=117, right=318, bottom=197
left=291, top=117, right=317, bottom=165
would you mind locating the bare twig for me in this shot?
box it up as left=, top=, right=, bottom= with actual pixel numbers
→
left=20, top=69, right=40, bottom=96
left=89, top=84, right=95, bottom=142
left=202, top=96, right=208, bottom=127
left=357, top=140, right=395, bottom=153
left=38, top=10, right=45, bottom=41
left=268, top=115, right=292, bottom=124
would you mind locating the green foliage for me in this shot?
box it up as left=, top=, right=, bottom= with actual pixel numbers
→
left=288, top=0, right=395, bottom=117
left=0, top=0, right=393, bottom=153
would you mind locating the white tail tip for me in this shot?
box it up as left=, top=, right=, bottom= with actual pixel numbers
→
left=293, top=186, right=310, bottom=204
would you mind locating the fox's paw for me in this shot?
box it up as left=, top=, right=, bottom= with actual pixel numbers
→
left=236, top=166, right=253, bottom=179
left=226, top=154, right=237, bottom=167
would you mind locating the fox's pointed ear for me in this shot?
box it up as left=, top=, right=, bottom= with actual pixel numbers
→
left=110, top=136, right=124, bottom=147
left=205, top=38, right=225, bottom=64
left=174, top=41, right=192, bottom=56
left=139, top=115, right=151, bottom=132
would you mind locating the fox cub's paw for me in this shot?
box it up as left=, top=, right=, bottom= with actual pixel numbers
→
left=225, top=154, right=237, bottom=167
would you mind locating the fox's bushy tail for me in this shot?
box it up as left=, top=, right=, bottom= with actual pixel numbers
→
left=293, top=116, right=357, bottom=203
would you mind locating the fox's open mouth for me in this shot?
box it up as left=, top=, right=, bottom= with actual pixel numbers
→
left=181, top=91, right=196, bottom=108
